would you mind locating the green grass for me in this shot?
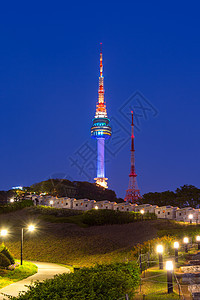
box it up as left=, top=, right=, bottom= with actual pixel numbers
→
left=0, top=260, right=37, bottom=289
left=38, top=214, right=88, bottom=227
left=135, top=268, right=180, bottom=299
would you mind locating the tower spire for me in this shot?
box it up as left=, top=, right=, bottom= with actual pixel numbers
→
left=95, top=43, right=107, bottom=118
left=91, top=44, right=112, bottom=189
left=124, top=111, right=141, bottom=203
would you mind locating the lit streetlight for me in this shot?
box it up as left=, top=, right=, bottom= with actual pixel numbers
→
left=49, top=200, right=53, bottom=207
left=183, top=237, right=189, bottom=253
left=156, top=245, right=163, bottom=269
left=166, top=261, right=174, bottom=294
left=10, top=198, right=14, bottom=203
left=189, top=214, right=193, bottom=224
left=196, top=236, right=200, bottom=250
left=95, top=205, right=99, bottom=210
left=140, top=209, right=144, bottom=220
left=174, top=242, right=179, bottom=263
left=21, top=225, right=35, bottom=265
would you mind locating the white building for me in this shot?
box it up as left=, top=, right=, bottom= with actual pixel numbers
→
left=134, top=204, right=158, bottom=214
left=73, top=199, right=96, bottom=210
left=114, top=202, right=136, bottom=212
left=94, top=200, right=115, bottom=210
left=155, top=206, right=179, bottom=220
left=175, top=207, right=196, bottom=222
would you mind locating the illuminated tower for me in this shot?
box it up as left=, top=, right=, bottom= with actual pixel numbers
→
left=124, top=111, right=141, bottom=203
left=91, top=44, right=112, bottom=188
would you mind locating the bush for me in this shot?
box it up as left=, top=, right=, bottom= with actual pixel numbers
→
left=82, top=209, right=141, bottom=226
left=0, top=253, right=11, bottom=268
left=29, top=206, right=82, bottom=217
left=0, top=200, right=33, bottom=214
left=9, top=262, right=140, bottom=299
left=1, top=245, right=15, bottom=264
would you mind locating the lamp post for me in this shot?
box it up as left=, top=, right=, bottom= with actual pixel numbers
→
left=21, top=225, right=35, bottom=265
left=140, top=209, right=144, bottom=220
left=0, top=229, right=8, bottom=243
left=183, top=237, right=189, bottom=253
left=174, top=242, right=179, bottom=263
left=166, top=261, right=173, bottom=294
left=196, top=236, right=200, bottom=250
left=189, top=214, right=193, bottom=224
left=95, top=205, right=98, bottom=210
left=50, top=200, right=53, bottom=207
left=157, top=245, right=163, bottom=269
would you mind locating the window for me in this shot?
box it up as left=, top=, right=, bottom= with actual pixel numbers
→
left=66, top=203, right=68, bottom=205
left=106, top=206, right=108, bottom=209
left=62, top=201, right=63, bottom=204
left=76, top=204, right=78, bottom=206
left=81, top=203, right=83, bottom=205
left=168, top=212, right=170, bottom=215
left=158, top=211, right=160, bottom=214
left=122, top=206, right=124, bottom=209
left=127, top=209, right=129, bottom=211
left=86, top=204, right=87, bottom=207
left=179, top=213, right=181, bottom=216
left=117, top=207, right=119, bottom=211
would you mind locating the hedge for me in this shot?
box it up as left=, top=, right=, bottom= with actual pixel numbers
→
left=9, top=262, right=140, bottom=299
left=0, top=200, right=34, bottom=214
left=0, top=253, right=11, bottom=268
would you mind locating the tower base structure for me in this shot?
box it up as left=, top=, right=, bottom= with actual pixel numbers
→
left=94, top=177, right=108, bottom=189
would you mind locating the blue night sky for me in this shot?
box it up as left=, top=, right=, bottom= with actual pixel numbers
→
left=0, top=1, right=200, bottom=197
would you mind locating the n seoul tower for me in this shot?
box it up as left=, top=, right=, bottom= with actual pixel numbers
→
left=91, top=44, right=112, bottom=188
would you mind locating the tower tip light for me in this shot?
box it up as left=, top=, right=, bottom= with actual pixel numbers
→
left=157, top=245, right=163, bottom=253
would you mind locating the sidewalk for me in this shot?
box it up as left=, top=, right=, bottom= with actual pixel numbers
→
left=0, top=261, right=70, bottom=299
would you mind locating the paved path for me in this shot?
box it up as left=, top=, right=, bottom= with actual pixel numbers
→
left=0, top=261, right=70, bottom=299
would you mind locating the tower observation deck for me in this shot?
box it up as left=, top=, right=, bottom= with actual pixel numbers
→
left=91, top=44, right=111, bottom=188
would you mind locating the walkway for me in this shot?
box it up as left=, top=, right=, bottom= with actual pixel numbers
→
left=0, top=261, right=70, bottom=299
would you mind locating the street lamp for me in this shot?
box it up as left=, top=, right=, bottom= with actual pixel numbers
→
left=50, top=200, right=53, bottom=207
left=156, top=245, right=163, bottom=269
left=166, top=261, right=174, bottom=294
left=189, top=214, right=193, bottom=224
left=10, top=198, right=14, bottom=203
left=95, top=205, right=98, bottom=210
left=183, top=237, right=189, bottom=253
left=174, top=242, right=179, bottom=263
left=196, top=236, right=200, bottom=250
left=140, top=209, right=144, bottom=220
left=0, top=229, right=8, bottom=243
left=21, top=225, right=35, bottom=265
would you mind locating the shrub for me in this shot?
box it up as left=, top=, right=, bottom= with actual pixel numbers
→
left=0, top=253, right=11, bottom=268
left=0, top=200, right=33, bottom=214
left=9, top=262, right=140, bottom=299
left=29, top=205, right=83, bottom=217
left=1, top=245, right=15, bottom=264
left=82, top=209, right=141, bottom=226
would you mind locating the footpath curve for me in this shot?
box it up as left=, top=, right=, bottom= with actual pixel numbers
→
left=0, top=261, right=70, bottom=300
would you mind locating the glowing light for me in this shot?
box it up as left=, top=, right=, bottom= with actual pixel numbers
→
left=95, top=206, right=99, bottom=210
left=1, top=229, right=8, bottom=237
left=28, top=225, right=35, bottom=232
left=183, top=237, right=189, bottom=244
left=140, top=209, right=144, bottom=215
left=10, top=198, right=14, bottom=203
left=174, top=242, right=179, bottom=249
left=50, top=200, right=54, bottom=205
left=166, top=261, right=173, bottom=271
left=156, top=245, right=163, bottom=253
left=196, top=236, right=200, bottom=242
left=189, top=214, right=193, bottom=220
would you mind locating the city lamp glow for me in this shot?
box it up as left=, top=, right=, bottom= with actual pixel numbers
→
left=196, top=236, right=200, bottom=242
left=10, top=198, right=14, bottom=203
left=50, top=200, right=53, bottom=205
left=166, top=261, right=173, bottom=271
left=189, top=214, right=193, bottom=220
left=174, top=242, right=179, bottom=249
left=28, top=225, right=35, bottom=232
left=95, top=205, right=99, bottom=210
left=140, top=209, right=144, bottom=215
left=1, top=229, right=8, bottom=237
left=183, top=237, right=189, bottom=244
left=157, top=245, right=163, bottom=253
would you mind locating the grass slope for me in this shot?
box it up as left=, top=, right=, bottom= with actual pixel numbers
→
left=0, top=261, right=37, bottom=289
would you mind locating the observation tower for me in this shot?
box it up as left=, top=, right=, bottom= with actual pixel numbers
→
left=124, top=111, right=141, bottom=203
left=91, top=44, right=112, bottom=188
